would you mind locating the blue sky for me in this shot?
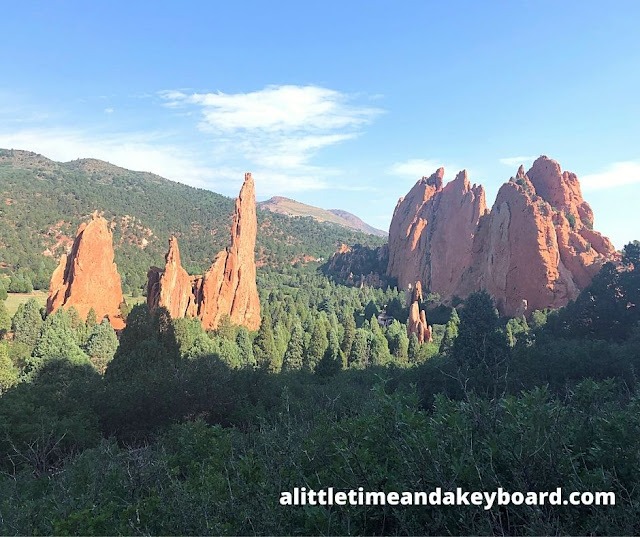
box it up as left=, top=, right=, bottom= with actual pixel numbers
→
left=1, top=1, right=639, bottom=247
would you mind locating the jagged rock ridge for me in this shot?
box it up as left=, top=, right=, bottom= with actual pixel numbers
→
left=47, top=213, right=126, bottom=329
left=387, top=168, right=487, bottom=297
left=147, top=173, right=261, bottom=331
left=387, top=156, right=618, bottom=316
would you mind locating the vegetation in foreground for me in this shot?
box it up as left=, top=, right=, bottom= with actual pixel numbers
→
left=0, top=242, right=638, bottom=535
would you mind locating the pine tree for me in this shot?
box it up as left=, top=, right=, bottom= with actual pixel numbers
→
left=282, top=322, right=304, bottom=372
left=0, top=300, right=11, bottom=336
left=12, top=298, right=43, bottom=349
left=253, top=313, right=276, bottom=370
left=304, top=319, right=328, bottom=372
left=0, top=343, right=19, bottom=394
left=216, top=314, right=237, bottom=341
left=341, top=310, right=356, bottom=357
left=236, top=326, right=256, bottom=368
left=408, top=333, right=420, bottom=364
left=439, top=308, right=460, bottom=356
left=348, top=329, right=370, bottom=369
left=85, top=319, right=119, bottom=373
left=316, top=329, right=345, bottom=376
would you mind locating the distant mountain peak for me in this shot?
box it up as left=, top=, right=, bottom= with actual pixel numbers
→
left=258, top=196, right=387, bottom=237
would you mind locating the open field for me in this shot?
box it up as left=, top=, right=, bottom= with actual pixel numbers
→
left=4, top=291, right=47, bottom=316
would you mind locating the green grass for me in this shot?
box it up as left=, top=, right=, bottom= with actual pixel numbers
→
left=5, top=291, right=48, bottom=316
left=4, top=291, right=146, bottom=317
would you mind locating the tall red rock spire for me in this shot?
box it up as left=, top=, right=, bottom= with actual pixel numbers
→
left=47, top=213, right=126, bottom=329
left=198, top=172, right=261, bottom=330
left=147, top=172, right=261, bottom=331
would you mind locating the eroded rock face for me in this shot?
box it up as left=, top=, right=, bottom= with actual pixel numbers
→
left=147, top=236, right=198, bottom=319
left=388, top=156, right=617, bottom=317
left=147, top=173, right=261, bottom=331
left=387, top=169, right=487, bottom=296
left=47, top=213, right=126, bottom=329
left=406, top=281, right=432, bottom=343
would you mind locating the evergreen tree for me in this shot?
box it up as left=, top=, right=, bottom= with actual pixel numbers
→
left=341, top=310, right=356, bottom=357
left=0, top=280, right=7, bottom=301
left=282, top=322, right=304, bottom=372
left=0, top=343, right=19, bottom=394
left=236, top=326, right=256, bottom=368
left=31, top=311, right=90, bottom=372
left=452, top=291, right=510, bottom=397
left=304, top=319, right=328, bottom=372
left=348, top=329, right=369, bottom=369
left=316, top=329, right=344, bottom=376
left=253, top=313, right=276, bottom=370
left=85, top=319, right=119, bottom=373
left=408, top=333, right=420, bottom=364
left=86, top=308, right=98, bottom=330
left=439, top=308, right=460, bottom=356
left=386, top=320, right=409, bottom=364
left=12, top=299, right=43, bottom=349
left=216, top=314, right=237, bottom=341
left=0, top=300, right=11, bottom=337
left=364, top=300, right=379, bottom=323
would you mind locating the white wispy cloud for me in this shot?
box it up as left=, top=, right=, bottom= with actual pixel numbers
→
left=0, top=85, right=383, bottom=198
left=580, top=160, right=640, bottom=191
left=159, top=85, right=382, bottom=192
left=161, top=85, right=380, bottom=133
left=499, top=155, right=537, bottom=167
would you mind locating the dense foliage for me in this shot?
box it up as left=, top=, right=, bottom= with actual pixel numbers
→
left=1, top=205, right=639, bottom=534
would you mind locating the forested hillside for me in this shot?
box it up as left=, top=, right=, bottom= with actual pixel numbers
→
left=0, top=149, right=384, bottom=292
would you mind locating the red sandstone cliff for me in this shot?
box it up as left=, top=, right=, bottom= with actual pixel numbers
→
left=147, top=173, right=261, bottom=331
left=387, top=168, right=487, bottom=296
left=462, top=157, right=617, bottom=315
left=387, top=156, right=617, bottom=317
left=47, top=213, right=126, bottom=329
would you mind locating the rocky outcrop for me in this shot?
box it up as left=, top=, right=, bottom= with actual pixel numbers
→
left=47, top=213, right=126, bottom=329
left=146, top=236, right=198, bottom=319
left=406, top=281, right=432, bottom=343
left=147, top=173, right=261, bottom=331
left=462, top=157, right=617, bottom=315
left=388, top=156, right=617, bottom=317
left=387, top=169, right=487, bottom=296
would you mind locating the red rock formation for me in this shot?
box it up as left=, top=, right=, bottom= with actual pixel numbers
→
left=388, top=156, right=617, bottom=317
left=147, top=173, right=261, bottom=331
left=461, top=157, right=617, bottom=315
left=47, top=213, right=126, bottom=329
left=387, top=168, right=487, bottom=296
left=147, top=236, right=198, bottom=319
left=406, top=281, right=433, bottom=343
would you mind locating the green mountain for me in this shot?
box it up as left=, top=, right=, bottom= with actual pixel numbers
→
left=0, top=149, right=385, bottom=292
left=258, top=196, right=387, bottom=237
